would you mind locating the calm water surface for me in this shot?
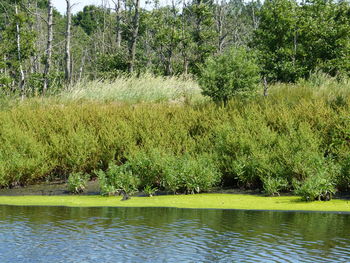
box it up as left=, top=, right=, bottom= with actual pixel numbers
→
left=0, top=206, right=349, bottom=262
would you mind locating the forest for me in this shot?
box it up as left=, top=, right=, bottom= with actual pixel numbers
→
left=1, top=0, right=349, bottom=91
left=1, top=0, right=350, bottom=201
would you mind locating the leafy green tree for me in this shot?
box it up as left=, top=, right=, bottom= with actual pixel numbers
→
left=199, top=47, right=260, bottom=105
left=0, top=2, right=36, bottom=93
left=147, top=6, right=182, bottom=75
left=73, top=5, right=107, bottom=35
left=184, top=0, right=218, bottom=74
left=253, top=0, right=302, bottom=82
left=253, top=0, right=350, bottom=82
left=298, top=0, right=350, bottom=77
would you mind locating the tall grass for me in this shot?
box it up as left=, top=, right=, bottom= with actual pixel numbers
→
left=59, top=74, right=205, bottom=103
left=1, top=74, right=350, bottom=198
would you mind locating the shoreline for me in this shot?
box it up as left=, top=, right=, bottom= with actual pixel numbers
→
left=0, top=194, right=350, bottom=212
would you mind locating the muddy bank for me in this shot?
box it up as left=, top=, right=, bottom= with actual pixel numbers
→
left=0, top=180, right=100, bottom=196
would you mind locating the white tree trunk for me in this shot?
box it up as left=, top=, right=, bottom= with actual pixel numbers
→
left=43, top=0, right=53, bottom=94
left=65, top=0, right=72, bottom=84
left=15, top=5, right=25, bottom=98
left=128, top=0, right=140, bottom=73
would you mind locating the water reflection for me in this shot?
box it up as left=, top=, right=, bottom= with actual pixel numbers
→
left=0, top=206, right=349, bottom=262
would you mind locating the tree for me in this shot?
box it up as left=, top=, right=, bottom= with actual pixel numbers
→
left=252, top=0, right=302, bottom=82
left=147, top=4, right=182, bottom=75
left=298, top=0, right=350, bottom=77
left=0, top=1, right=35, bottom=94
left=73, top=5, right=106, bottom=35
left=253, top=0, right=350, bottom=82
left=64, top=0, right=72, bottom=84
left=127, top=0, right=141, bottom=73
left=184, top=0, right=217, bottom=74
left=43, top=0, right=53, bottom=93
left=199, top=47, right=260, bottom=105
left=112, top=0, right=124, bottom=48
left=14, top=4, right=25, bottom=97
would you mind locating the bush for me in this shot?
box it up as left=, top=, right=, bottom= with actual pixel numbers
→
left=261, top=176, right=288, bottom=196
left=143, top=185, right=158, bottom=197
left=199, top=47, right=260, bottom=105
left=1, top=79, right=350, bottom=198
left=293, top=165, right=338, bottom=201
left=127, top=150, right=170, bottom=189
left=338, top=157, right=350, bottom=191
left=67, top=172, right=89, bottom=194
left=163, top=155, right=220, bottom=194
left=97, top=163, right=140, bottom=198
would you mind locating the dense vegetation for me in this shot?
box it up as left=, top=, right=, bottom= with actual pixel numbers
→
left=0, top=75, right=350, bottom=201
left=1, top=0, right=350, bottom=201
left=1, top=0, right=350, bottom=94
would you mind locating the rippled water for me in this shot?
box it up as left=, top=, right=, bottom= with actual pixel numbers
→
left=0, top=206, right=349, bottom=262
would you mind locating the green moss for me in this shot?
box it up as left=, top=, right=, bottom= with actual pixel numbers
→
left=0, top=194, right=349, bottom=212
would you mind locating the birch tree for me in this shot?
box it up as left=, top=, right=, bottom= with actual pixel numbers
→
left=65, top=0, right=74, bottom=84
left=15, top=4, right=25, bottom=97
left=43, top=0, right=53, bottom=93
left=128, top=0, right=141, bottom=73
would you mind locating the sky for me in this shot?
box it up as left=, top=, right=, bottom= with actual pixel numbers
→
left=52, top=0, right=154, bottom=14
left=52, top=0, right=110, bottom=14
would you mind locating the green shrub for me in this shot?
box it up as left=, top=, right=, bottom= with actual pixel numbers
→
left=0, top=79, right=350, bottom=198
left=163, top=155, right=220, bottom=194
left=67, top=172, right=89, bottom=194
left=127, top=150, right=170, bottom=189
left=97, top=163, right=140, bottom=197
left=143, top=185, right=158, bottom=197
left=337, top=157, right=350, bottom=191
left=199, top=47, right=260, bottom=105
left=261, top=176, right=288, bottom=196
left=293, top=165, right=338, bottom=201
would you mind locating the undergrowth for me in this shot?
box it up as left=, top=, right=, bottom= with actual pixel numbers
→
left=0, top=75, right=350, bottom=199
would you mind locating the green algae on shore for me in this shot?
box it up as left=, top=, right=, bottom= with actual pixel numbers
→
left=0, top=194, right=349, bottom=212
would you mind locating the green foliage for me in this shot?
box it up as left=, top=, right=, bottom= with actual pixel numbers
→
left=199, top=47, right=260, bottom=104
left=338, top=157, right=350, bottom=192
left=163, top=154, right=220, bottom=194
left=143, top=185, right=158, bottom=197
left=126, top=151, right=220, bottom=194
left=127, top=150, right=170, bottom=189
left=297, top=0, right=350, bottom=77
left=67, top=172, right=89, bottom=194
left=0, top=3, right=36, bottom=91
left=1, top=77, right=350, bottom=201
left=183, top=0, right=217, bottom=74
left=253, top=0, right=302, bottom=82
left=253, top=0, right=350, bottom=82
left=261, top=176, right=288, bottom=196
left=97, top=163, right=140, bottom=197
left=294, top=173, right=337, bottom=201
left=73, top=5, right=108, bottom=35
left=96, top=51, right=129, bottom=78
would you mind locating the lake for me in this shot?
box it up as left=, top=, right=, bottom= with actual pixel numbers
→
left=0, top=206, right=349, bottom=262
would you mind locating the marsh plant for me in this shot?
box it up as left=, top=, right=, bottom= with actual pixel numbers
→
left=61, top=74, right=204, bottom=104
left=163, top=155, right=220, bottom=194
left=293, top=166, right=338, bottom=201
left=67, top=172, right=89, bottom=194
left=261, top=176, right=288, bottom=196
left=97, top=163, right=140, bottom=199
left=143, top=185, right=158, bottom=197
left=1, top=78, right=350, bottom=201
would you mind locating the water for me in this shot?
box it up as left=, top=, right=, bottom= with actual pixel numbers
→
left=0, top=206, right=349, bottom=263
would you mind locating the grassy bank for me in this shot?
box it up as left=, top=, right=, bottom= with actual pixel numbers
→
left=0, top=194, right=349, bottom=212
left=1, top=74, right=350, bottom=199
